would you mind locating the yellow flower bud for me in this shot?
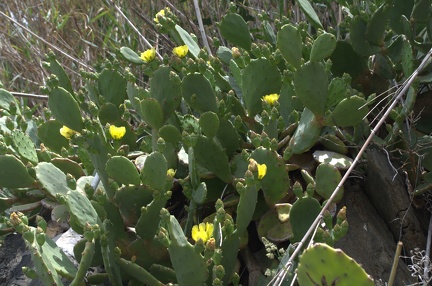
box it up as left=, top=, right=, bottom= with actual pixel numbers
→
left=140, top=48, right=156, bottom=63
left=60, top=126, right=77, bottom=139
left=262, top=94, right=280, bottom=106
left=109, top=125, right=126, bottom=140
left=173, top=45, right=189, bottom=58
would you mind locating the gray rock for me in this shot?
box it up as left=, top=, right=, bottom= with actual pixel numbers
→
left=0, top=233, right=43, bottom=286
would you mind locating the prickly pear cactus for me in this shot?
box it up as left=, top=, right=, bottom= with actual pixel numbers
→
left=297, top=243, right=374, bottom=285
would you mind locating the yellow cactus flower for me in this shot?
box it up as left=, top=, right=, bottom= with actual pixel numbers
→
left=166, top=168, right=176, bottom=178
left=154, top=8, right=166, bottom=23
left=257, top=163, right=267, bottom=180
left=109, top=125, right=126, bottom=140
left=191, top=222, right=214, bottom=243
left=262, top=93, right=280, bottom=106
left=140, top=48, right=156, bottom=63
left=173, top=45, right=189, bottom=58
left=60, top=126, right=77, bottom=139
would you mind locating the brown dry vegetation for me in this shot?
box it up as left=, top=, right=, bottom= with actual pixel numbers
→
left=0, top=0, right=338, bottom=94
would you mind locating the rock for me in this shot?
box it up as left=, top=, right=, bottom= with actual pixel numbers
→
left=0, top=233, right=43, bottom=286
left=335, top=182, right=416, bottom=285
left=365, top=147, right=427, bottom=253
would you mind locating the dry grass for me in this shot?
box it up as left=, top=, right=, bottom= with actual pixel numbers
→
left=0, top=0, right=338, bottom=93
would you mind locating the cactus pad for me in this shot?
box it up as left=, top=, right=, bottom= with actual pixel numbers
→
left=241, top=58, right=282, bottom=116
left=251, top=147, right=290, bottom=205
left=293, top=62, right=328, bottom=116
left=310, top=33, right=337, bottom=62
left=98, top=68, right=127, bottom=107
left=277, top=24, right=302, bottom=69
left=0, top=155, right=35, bottom=188
left=297, top=243, right=374, bottom=285
left=219, top=13, right=252, bottom=50
left=106, top=156, right=141, bottom=186
left=289, top=196, right=321, bottom=242
left=37, top=120, right=70, bottom=153
left=35, top=162, right=71, bottom=197
left=48, top=87, right=83, bottom=132
left=324, top=96, right=368, bottom=127
left=182, top=73, right=218, bottom=113
left=315, top=163, right=344, bottom=202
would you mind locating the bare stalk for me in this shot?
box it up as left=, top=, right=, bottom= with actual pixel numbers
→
left=388, top=241, right=403, bottom=286
left=192, top=0, right=212, bottom=55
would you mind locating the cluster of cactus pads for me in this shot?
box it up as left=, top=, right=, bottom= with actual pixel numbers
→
left=3, top=0, right=430, bottom=284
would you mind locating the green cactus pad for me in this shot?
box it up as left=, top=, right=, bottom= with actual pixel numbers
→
left=106, top=156, right=140, bottom=186
left=310, top=33, right=337, bottom=62
left=236, top=183, right=258, bottom=235
left=35, top=162, right=70, bottom=197
left=98, top=68, right=127, bottom=107
left=0, top=88, right=19, bottom=113
left=141, top=98, right=164, bottom=130
left=100, top=220, right=123, bottom=285
left=219, top=13, right=252, bottom=50
left=315, top=163, right=344, bottom=202
left=216, top=119, right=240, bottom=158
left=257, top=209, right=292, bottom=242
left=73, top=238, right=103, bottom=267
left=37, top=120, right=70, bottom=154
left=182, top=73, right=218, bottom=113
left=326, top=77, right=350, bottom=109
left=114, top=185, right=153, bottom=226
left=366, top=3, right=390, bottom=46
left=297, top=243, right=374, bottom=286
left=389, top=1, right=414, bottom=34
left=294, top=62, right=328, bottom=116
left=135, top=196, right=168, bottom=240
left=251, top=147, right=290, bottom=205
left=98, top=102, right=121, bottom=125
left=48, top=87, right=83, bottom=132
left=66, top=189, right=101, bottom=228
left=324, top=96, right=368, bottom=127
left=150, top=67, right=182, bottom=119
left=312, top=150, right=353, bottom=170
left=199, top=111, right=219, bottom=139
left=193, top=135, right=232, bottom=183
left=11, top=130, right=38, bottom=164
left=159, top=124, right=182, bottom=144
left=330, top=41, right=367, bottom=79
left=401, top=39, right=413, bottom=78
left=320, top=134, right=348, bottom=155
left=45, top=56, right=74, bottom=96
left=51, top=158, right=85, bottom=179
left=289, top=108, right=322, bottom=154
left=141, top=151, right=168, bottom=192
left=128, top=237, right=170, bottom=269
left=120, top=46, right=145, bottom=64
left=350, top=16, right=381, bottom=56
left=167, top=216, right=208, bottom=285
left=0, top=155, right=35, bottom=188
left=175, top=24, right=200, bottom=58
left=241, top=58, right=282, bottom=116
left=289, top=196, right=321, bottom=242
left=277, top=24, right=302, bottom=69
